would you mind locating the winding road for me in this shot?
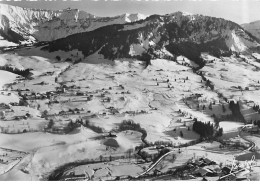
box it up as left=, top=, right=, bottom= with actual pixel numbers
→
left=239, top=126, right=256, bottom=151
left=135, top=125, right=257, bottom=180
left=135, top=149, right=176, bottom=178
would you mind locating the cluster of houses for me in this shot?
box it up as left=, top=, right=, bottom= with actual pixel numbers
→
left=98, top=106, right=119, bottom=115
left=125, top=110, right=148, bottom=115
left=13, top=113, right=32, bottom=120
left=242, top=125, right=259, bottom=134
left=59, top=108, right=87, bottom=115
left=180, top=157, right=248, bottom=181
left=0, top=103, right=12, bottom=119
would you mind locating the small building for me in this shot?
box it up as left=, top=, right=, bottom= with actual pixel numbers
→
left=76, top=92, right=85, bottom=96
left=193, top=160, right=206, bottom=167
left=201, top=157, right=216, bottom=165
left=193, top=167, right=215, bottom=177
left=248, top=126, right=259, bottom=133
left=221, top=166, right=231, bottom=175
left=0, top=111, right=5, bottom=118
left=108, top=132, right=117, bottom=138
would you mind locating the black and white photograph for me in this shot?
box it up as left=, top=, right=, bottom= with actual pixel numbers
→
left=0, top=0, right=260, bottom=181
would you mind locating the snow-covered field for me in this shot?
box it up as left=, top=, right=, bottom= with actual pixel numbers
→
left=0, top=50, right=260, bottom=180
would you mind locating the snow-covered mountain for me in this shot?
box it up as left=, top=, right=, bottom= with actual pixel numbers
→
left=0, top=3, right=147, bottom=45
left=43, top=12, right=260, bottom=66
left=1, top=3, right=260, bottom=66
left=241, top=20, right=260, bottom=41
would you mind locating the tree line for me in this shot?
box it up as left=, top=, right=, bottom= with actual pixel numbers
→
left=0, top=65, right=32, bottom=78
left=253, top=105, right=260, bottom=114
left=118, top=119, right=147, bottom=142
left=229, top=100, right=245, bottom=122
left=253, top=120, right=260, bottom=128
left=192, top=118, right=223, bottom=138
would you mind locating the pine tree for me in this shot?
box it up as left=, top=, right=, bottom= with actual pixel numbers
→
left=180, top=131, right=184, bottom=137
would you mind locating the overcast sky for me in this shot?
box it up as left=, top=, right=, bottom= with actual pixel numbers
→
left=0, top=0, right=259, bottom=24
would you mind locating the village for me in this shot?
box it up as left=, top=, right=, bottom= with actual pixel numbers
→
left=0, top=50, right=260, bottom=181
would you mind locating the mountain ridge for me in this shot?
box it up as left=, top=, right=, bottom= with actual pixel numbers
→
left=0, top=3, right=147, bottom=45
left=41, top=12, right=260, bottom=67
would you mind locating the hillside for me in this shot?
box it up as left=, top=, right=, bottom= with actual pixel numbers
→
left=242, top=20, right=260, bottom=41
left=42, top=12, right=260, bottom=66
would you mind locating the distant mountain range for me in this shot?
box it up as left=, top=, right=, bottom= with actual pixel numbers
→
left=0, top=3, right=147, bottom=45
left=1, top=3, right=260, bottom=67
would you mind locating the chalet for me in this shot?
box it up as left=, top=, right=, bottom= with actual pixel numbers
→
left=70, top=85, right=77, bottom=89
left=119, top=85, right=124, bottom=89
left=0, top=111, right=5, bottom=118
left=193, top=160, right=206, bottom=167
left=98, top=111, right=106, bottom=115
left=221, top=166, right=231, bottom=175
left=10, top=102, right=19, bottom=106
left=193, top=167, right=215, bottom=177
left=85, top=96, right=91, bottom=101
left=204, top=165, right=221, bottom=174
left=155, top=145, right=165, bottom=149
left=248, top=126, right=259, bottom=133
left=47, top=126, right=67, bottom=134
left=200, top=157, right=216, bottom=165
left=59, top=111, right=66, bottom=115
left=110, top=109, right=119, bottom=114
left=39, top=81, right=48, bottom=85
left=126, top=111, right=135, bottom=115
left=108, top=132, right=117, bottom=137
left=102, top=97, right=111, bottom=102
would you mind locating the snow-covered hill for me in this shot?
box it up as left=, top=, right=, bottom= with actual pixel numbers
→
left=0, top=3, right=147, bottom=44
left=241, top=20, right=260, bottom=41
left=43, top=12, right=260, bottom=67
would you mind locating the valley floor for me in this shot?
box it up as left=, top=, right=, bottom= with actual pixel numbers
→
left=0, top=49, right=260, bottom=180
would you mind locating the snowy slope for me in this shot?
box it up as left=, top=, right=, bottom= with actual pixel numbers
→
left=241, top=20, right=260, bottom=40
left=0, top=3, right=147, bottom=44
left=0, top=3, right=61, bottom=43
left=43, top=11, right=260, bottom=66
